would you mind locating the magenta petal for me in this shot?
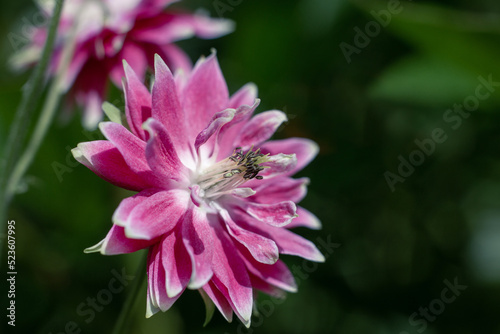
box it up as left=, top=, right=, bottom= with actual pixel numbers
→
left=228, top=83, right=258, bottom=109
left=182, top=53, right=229, bottom=139
left=211, top=227, right=253, bottom=327
left=98, top=122, right=152, bottom=177
left=148, top=243, right=181, bottom=313
left=84, top=225, right=155, bottom=255
left=237, top=110, right=287, bottom=149
left=143, top=118, right=187, bottom=182
left=240, top=247, right=297, bottom=293
left=253, top=177, right=309, bottom=204
left=123, top=60, right=152, bottom=140
left=182, top=207, right=214, bottom=289
left=263, top=225, right=325, bottom=262
left=152, top=54, right=191, bottom=156
left=245, top=201, right=298, bottom=227
left=286, top=206, right=322, bottom=230
left=117, top=189, right=189, bottom=240
left=221, top=210, right=279, bottom=265
left=161, top=226, right=192, bottom=298
left=194, top=108, right=235, bottom=157
left=111, top=42, right=148, bottom=87
left=202, top=281, right=234, bottom=323
left=260, top=138, right=319, bottom=176
left=259, top=153, right=297, bottom=178
left=72, top=141, right=151, bottom=191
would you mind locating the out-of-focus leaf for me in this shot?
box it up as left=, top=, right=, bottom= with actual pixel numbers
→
left=368, top=56, right=480, bottom=106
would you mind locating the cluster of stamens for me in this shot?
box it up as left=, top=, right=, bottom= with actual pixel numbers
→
left=195, top=147, right=268, bottom=199
left=228, top=147, right=265, bottom=180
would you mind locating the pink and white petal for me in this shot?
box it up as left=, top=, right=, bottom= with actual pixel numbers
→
left=161, top=226, right=192, bottom=297
left=182, top=207, right=214, bottom=289
left=202, top=281, right=234, bottom=323
left=151, top=54, right=192, bottom=161
left=248, top=272, right=287, bottom=298
left=148, top=243, right=181, bottom=312
left=237, top=110, right=287, bottom=149
left=98, top=122, right=152, bottom=176
left=124, top=189, right=189, bottom=240
left=182, top=52, right=229, bottom=139
left=211, top=226, right=253, bottom=327
left=259, top=153, right=297, bottom=178
left=216, top=100, right=260, bottom=160
left=194, top=108, right=235, bottom=159
left=243, top=252, right=297, bottom=293
left=220, top=209, right=278, bottom=265
left=143, top=118, right=188, bottom=182
left=112, top=189, right=158, bottom=225
left=182, top=13, right=235, bottom=39
left=81, top=90, right=104, bottom=129
left=243, top=201, right=298, bottom=227
left=263, top=225, right=325, bottom=262
left=84, top=225, right=155, bottom=255
left=260, top=138, right=319, bottom=176
left=228, top=83, right=258, bottom=109
left=252, top=177, right=309, bottom=204
left=286, top=206, right=322, bottom=230
left=150, top=43, right=192, bottom=74
left=72, top=141, right=151, bottom=191
left=122, top=59, right=152, bottom=140
left=234, top=212, right=324, bottom=262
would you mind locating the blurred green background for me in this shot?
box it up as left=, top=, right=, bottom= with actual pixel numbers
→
left=2, top=0, right=500, bottom=333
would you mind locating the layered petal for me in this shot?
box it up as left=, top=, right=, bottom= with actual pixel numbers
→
left=72, top=140, right=151, bottom=191
left=122, top=59, right=152, bottom=140
left=181, top=52, right=229, bottom=139
left=143, top=118, right=188, bottom=183
left=182, top=206, right=214, bottom=289
left=286, top=206, right=322, bottom=230
left=252, top=177, right=309, bottom=204
left=211, top=225, right=253, bottom=327
left=260, top=138, right=319, bottom=176
left=160, top=226, right=192, bottom=297
left=243, top=201, right=298, bottom=227
left=113, top=189, right=189, bottom=240
left=220, top=209, right=279, bottom=265
left=84, top=225, right=154, bottom=255
left=236, top=110, right=287, bottom=149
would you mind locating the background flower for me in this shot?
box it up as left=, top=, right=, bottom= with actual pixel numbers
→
left=12, top=0, right=233, bottom=128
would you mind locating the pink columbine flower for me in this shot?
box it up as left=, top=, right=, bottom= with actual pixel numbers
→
left=13, top=0, right=233, bottom=128
left=72, top=53, right=324, bottom=327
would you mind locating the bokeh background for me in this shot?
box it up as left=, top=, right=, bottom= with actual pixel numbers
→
left=2, top=0, right=500, bottom=333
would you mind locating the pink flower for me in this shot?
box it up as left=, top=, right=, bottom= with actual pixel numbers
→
left=72, top=53, right=324, bottom=327
left=14, top=0, right=233, bottom=128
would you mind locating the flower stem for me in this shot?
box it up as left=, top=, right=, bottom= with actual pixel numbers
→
left=112, top=252, right=148, bottom=334
left=0, top=0, right=65, bottom=258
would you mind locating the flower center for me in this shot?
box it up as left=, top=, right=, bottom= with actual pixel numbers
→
left=195, top=147, right=268, bottom=199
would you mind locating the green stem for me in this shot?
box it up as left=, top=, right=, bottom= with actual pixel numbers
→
left=0, top=0, right=65, bottom=225
left=112, top=253, right=148, bottom=334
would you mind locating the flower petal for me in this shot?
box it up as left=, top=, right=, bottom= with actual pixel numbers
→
left=286, top=206, right=322, bottom=230
left=252, top=177, right=309, bottom=204
left=237, top=110, right=287, bottom=149
left=260, top=138, right=319, bottom=176
left=148, top=243, right=181, bottom=313
left=152, top=54, right=192, bottom=160
left=228, top=83, right=258, bottom=109
left=115, top=189, right=189, bottom=240
left=161, top=226, right=192, bottom=298
left=182, top=52, right=229, bottom=140
left=122, top=59, right=152, bottom=141
left=72, top=140, right=151, bottom=191
left=220, top=209, right=279, bottom=265
left=84, top=225, right=154, bottom=255
left=202, top=281, right=234, bottom=323
left=211, top=226, right=253, bottom=327
left=194, top=108, right=235, bottom=159
left=244, top=201, right=298, bottom=227
left=182, top=207, right=214, bottom=289
left=143, top=118, right=187, bottom=182
left=98, top=122, right=153, bottom=178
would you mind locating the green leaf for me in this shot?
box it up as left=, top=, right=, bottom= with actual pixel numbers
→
left=102, top=101, right=123, bottom=125
left=199, top=289, right=216, bottom=327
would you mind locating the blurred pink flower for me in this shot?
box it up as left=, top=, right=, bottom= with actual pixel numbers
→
left=72, top=53, right=324, bottom=327
left=14, top=0, right=233, bottom=128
